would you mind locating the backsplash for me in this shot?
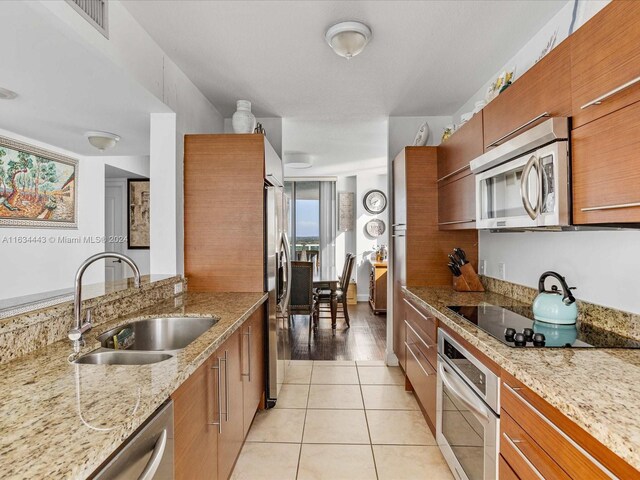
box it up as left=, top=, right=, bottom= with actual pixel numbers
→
left=481, top=276, right=640, bottom=342
left=0, top=275, right=186, bottom=364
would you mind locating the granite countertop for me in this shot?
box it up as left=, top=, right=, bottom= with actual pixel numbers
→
left=402, top=286, right=640, bottom=472
left=0, top=291, right=267, bottom=479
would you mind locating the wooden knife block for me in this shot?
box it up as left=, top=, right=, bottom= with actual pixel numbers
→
left=453, top=263, right=485, bottom=292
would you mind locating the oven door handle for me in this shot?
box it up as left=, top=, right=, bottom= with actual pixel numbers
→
left=438, top=361, right=490, bottom=424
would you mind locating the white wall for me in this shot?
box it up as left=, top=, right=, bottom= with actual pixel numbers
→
left=39, top=0, right=225, bottom=276
left=456, top=0, right=639, bottom=313
left=224, top=117, right=283, bottom=158
left=355, top=173, right=389, bottom=301
left=104, top=155, right=150, bottom=178
left=0, top=128, right=105, bottom=300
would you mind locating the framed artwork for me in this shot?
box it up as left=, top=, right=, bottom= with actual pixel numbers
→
left=0, top=136, right=78, bottom=228
left=127, top=179, right=150, bottom=249
left=338, top=192, right=354, bottom=231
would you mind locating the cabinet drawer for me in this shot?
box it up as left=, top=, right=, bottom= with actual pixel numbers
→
left=572, top=100, right=640, bottom=224
left=502, top=380, right=615, bottom=480
left=405, top=319, right=436, bottom=370
left=501, top=410, right=570, bottom=480
left=404, top=340, right=436, bottom=426
left=499, top=455, right=519, bottom=480
left=403, top=298, right=436, bottom=342
left=571, top=1, right=640, bottom=127
left=438, top=172, right=476, bottom=230
left=438, top=112, right=483, bottom=181
left=483, top=39, right=571, bottom=149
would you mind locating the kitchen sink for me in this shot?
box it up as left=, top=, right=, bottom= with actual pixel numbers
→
left=73, top=350, right=173, bottom=365
left=97, top=316, right=218, bottom=352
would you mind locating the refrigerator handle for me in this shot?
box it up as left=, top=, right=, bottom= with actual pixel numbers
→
left=280, top=232, right=292, bottom=313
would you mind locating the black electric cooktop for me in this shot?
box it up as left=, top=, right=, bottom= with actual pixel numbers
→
left=447, top=304, right=640, bottom=349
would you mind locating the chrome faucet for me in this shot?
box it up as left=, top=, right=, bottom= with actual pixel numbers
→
left=69, top=252, right=141, bottom=350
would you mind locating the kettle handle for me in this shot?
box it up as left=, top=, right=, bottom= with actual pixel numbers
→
left=538, top=271, right=576, bottom=305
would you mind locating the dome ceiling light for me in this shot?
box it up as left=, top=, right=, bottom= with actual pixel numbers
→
left=325, top=21, right=372, bottom=59
left=285, top=153, right=313, bottom=169
left=85, top=131, right=120, bottom=151
left=0, top=87, right=18, bottom=100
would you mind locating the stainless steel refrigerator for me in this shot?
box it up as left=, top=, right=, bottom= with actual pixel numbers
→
left=264, top=146, right=291, bottom=407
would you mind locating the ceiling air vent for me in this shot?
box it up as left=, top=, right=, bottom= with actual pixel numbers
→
left=66, top=0, right=109, bottom=38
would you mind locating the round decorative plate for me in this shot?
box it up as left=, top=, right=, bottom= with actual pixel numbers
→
left=365, top=219, right=386, bottom=238
left=363, top=189, right=387, bottom=214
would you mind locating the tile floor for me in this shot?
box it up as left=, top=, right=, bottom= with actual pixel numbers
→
left=231, top=360, right=454, bottom=480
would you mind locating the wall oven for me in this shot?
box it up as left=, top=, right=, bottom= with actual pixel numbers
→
left=437, top=329, right=500, bottom=480
left=470, top=117, right=570, bottom=229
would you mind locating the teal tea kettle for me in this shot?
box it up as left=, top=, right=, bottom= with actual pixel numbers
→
left=532, top=271, right=578, bottom=325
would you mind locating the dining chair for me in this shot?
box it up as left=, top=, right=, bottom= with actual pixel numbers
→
left=289, top=261, right=317, bottom=345
left=314, top=254, right=356, bottom=327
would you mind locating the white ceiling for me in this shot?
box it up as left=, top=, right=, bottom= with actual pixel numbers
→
left=0, top=1, right=170, bottom=157
left=123, top=0, right=568, bottom=118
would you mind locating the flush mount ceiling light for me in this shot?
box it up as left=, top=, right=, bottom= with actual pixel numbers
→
left=285, top=153, right=313, bottom=169
left=85, top=131, right=120, bottom=151
left=325, top=21, right=372, bottom=59
left=0, top=87, right=18, bottom=100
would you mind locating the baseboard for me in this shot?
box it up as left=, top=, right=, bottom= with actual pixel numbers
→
left=356, top=294, right=369, bottom=302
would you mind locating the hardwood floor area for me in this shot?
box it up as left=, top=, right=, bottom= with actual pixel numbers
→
left=290, top=303, right=387, bottom=361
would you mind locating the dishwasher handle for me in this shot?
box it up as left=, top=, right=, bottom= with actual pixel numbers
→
left=138, top=429, right=168, bottom=480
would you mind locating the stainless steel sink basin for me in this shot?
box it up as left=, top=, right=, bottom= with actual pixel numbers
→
left=73, top=350, right=173, bottom=365
left=98, top=316, right=218, bottom=352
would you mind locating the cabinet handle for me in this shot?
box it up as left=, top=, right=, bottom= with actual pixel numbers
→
left=437, top=219, right=475, bottom=225
left=404, top=341, right=430, bottom=377
left=581, top=75, right=640, bottom=109
left=486, top=112, right=550, bottom=148
left=502, top=432, right=544, bottom=480
left=504, top=383, right=616, bottom=478
left=404, top=320, right=432, bottom=352
left=437, top=164, right=471, bottom=183
left=223, top=350, right=229, bottom=422
left=581, top=201, right=640, bottom=212
left=209, top=358, right=223, bottom=433
left=391, top=234, right=406, bottom=237
left=392, top=223, right=406, bottom=227
left=242, top=327, right=252, bottom=381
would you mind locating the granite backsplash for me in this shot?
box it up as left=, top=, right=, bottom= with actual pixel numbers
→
left=481, top=276, right=640, bottom=341
left=0, top=275, right=186, bottom=364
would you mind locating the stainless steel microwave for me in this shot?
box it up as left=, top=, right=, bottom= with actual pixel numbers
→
left=470, top=117, right=570, bottom=230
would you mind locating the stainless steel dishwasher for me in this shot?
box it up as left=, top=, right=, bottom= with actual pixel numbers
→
left=93, top=400, right=174, bottom=480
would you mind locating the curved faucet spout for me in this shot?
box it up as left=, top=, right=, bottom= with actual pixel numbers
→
left=69, top=252, right=142, bottom=349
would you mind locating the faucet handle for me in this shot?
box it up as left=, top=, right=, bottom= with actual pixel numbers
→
left=81, top=309, right=93, bottom=332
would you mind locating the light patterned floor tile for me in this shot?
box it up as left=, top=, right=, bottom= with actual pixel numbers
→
left=245, top=409, right=306, bottom=443
left=373, top=445, right=454, bottom=480
left=303, top=409, right=370, bottom=444
left=357, top=366, right=405, bottom=385
left=307, top=384, right=364, bottom=409
left=313, top=360, right=356, bottom=366
left=356, top=360, right=387, bottom=366
left=274, top=384, right=309, bottom=409
left=361, top=385, right=419, bottom=410
left=298, top=444, right=377, bottom=480
left=311, top=365, right=359, bottom=385
left=230, top=442, right=300, bottom=480
left=366, top=409, right=435, bottom=445
left=284, top=364, right=313, bottom=384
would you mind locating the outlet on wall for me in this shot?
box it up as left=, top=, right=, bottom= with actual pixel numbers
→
left=479, top=259, right=487, bottom=275
left=174, top=283, right=183, bottom=295
left=497, top=262, right=506, bottom=280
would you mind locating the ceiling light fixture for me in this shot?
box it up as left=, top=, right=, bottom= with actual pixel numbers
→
left=285, top=153, right=313, bottom=169
left=0, top=87, right=18, bottom=100
left=325, top=21, right=372, bottom=59
left=85, top=131, right=120, bottom=151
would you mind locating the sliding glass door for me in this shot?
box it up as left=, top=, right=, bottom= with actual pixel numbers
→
left=285, top=180, right=336, bottom=279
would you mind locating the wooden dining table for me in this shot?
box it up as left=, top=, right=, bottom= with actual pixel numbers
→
left=312, top=278, right=339, bottom=329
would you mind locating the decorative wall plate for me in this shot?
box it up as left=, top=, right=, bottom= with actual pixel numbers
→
left=363, top=189, right=387, bottom=214
left=365, top=219, right=386, bottom=238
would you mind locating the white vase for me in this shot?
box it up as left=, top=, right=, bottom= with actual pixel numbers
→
left=232, top=100, right=256, bottom=133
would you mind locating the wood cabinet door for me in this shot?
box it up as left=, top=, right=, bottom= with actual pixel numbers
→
left=572, top=100, right=640, bottom=224
left=483, top=39, right=572, bottom=149
left=217, top=329, right=244, bottom=480
left=571, top=0, right=640, bottom=128
left=242, top=308, right=265, bottom=437
left=172, top=356, right=218, bottom=480
left=438, top=111, right=484, bottom=181
left=438, top=173, right=476, bottom=230
left=499, top=456, right=519, bottom=480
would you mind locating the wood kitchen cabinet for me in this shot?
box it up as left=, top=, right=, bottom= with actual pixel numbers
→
left=482, top=38, right=572, bottom=149
left=173, top=354, right=219, bottom=480
left=570, top=0, right=640, bottom=128
left=500, top=370, right=639, bottom=480
left=392, top=147, right=477, bottom=371
left=242, top=308, right=265, bottom=437
left=437, top=111, right=483, bottom=230
left=369, top=262, right=387, bottom=314
left=572, top=100, right=640, bottom=224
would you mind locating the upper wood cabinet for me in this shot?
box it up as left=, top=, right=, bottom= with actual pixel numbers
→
left=438, top=173, right=476, bottom=230
left=571, top=0, right=640, bottom=128
left=438, top=111, right=484, bottom=181
left=482, top=38, right=572, bottom=149
left=572, top=100, right=640, bottom=224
